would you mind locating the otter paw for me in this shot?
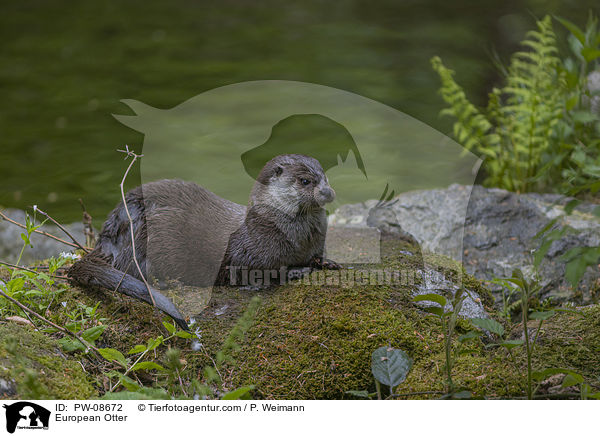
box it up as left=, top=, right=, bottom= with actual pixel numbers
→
left=310, top=256, right=342, bottom=270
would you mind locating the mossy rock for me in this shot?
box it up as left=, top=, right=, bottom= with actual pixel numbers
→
left=0, top=323, right=96, bottom=399
left=186, top=235, right=600, bottom=399
left=2, top=231, right=598, bottom=400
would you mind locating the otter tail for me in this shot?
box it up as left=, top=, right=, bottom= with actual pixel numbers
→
left=68, top=252, right=188, bottom=330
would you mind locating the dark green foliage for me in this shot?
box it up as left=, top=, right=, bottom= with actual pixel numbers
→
left=432, top=14, right=600, bottom=194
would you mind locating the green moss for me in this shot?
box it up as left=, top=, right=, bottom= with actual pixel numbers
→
left=0, top=323, right=95, bottom=399
left=188, top=235, right=600, bottom=399
left=2, top=232, right=598, bottom=400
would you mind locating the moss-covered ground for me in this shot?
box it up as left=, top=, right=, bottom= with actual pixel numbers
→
left=0, top=232, right=598, bottom=399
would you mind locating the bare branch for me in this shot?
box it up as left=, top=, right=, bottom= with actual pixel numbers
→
left=0, top=288, right=101, bottom=358
left=34, top=207, right=89, bottom=253
left=117, top=146, right=156, bottom=308
left=0, top=260, right=67, bottom=281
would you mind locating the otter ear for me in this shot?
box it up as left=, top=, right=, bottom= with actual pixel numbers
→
left=274, top=166, right=283, bottom=176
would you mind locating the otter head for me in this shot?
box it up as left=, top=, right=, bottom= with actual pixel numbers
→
left=250, top=154, right=335, bottom=216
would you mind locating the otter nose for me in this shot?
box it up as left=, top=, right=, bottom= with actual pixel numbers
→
left=318, top=186, right=336, bottom=204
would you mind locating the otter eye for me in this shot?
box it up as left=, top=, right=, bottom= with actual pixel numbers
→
left=301, top=178, right=311, bottom=186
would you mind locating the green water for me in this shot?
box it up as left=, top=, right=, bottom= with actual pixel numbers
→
left=0, top=0, right=597, bottom=222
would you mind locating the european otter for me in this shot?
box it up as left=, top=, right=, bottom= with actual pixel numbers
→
left=68, top=154, right=339, bottom=329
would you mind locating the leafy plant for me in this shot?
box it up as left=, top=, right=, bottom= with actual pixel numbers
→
left=492, top=268, right=593, bottom=399
left=347, top=346, right=413, bottom=400
left=413, top=288, right=471, bottom=396
left=432, top=14, right=600, bottom=194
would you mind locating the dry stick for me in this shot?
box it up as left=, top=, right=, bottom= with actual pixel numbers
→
left=0, top=260, right=67, bottom=281
left=0, top=210, right=83, bottom=251
left=117, top=147, right=157, bottom=308
left=79, top=198, right=96, bottom=248
left=35, top=207, right=89, bottom=253
left=0, top=288, right=101, bottom=358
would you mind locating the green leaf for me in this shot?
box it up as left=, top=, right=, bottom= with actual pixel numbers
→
left=413, top=293, right=447, bottom=307
left=345, top=390, right=371, bottom=399
left=554, top=16, right=586, bottom=44
left=450, top=390, right=472, bottom=399
left=118, top=374, right=141, bottom=392
left=128, top=344, right=147, bottom=354
left=499, top=340, right=524, bottom=350
left=532, top=367, right=568, bottom=381
left=470, top=318, right=504, bottom=336
left=81, top=325, right=106, bottom=342
left=58, top=337, right=86, bottom=353
left=147, top=336, right=164, bottom=351
left=422, top=306, right=444, bottom=317
left=222, top=385, right=255, bottom=400
left=176, top=331, right=193, bottom=339
left=162, top=320, right=176, bottom=334
left=371, top=347, right=413, bottom=388
left=98, top=348, right=128, bottom=367
left=564, top=199, right=580, bottom=215
left=581, top=47, right=600, bottom=62
left=562, top=372, right=584, bottom=388
left=529, top=310, right=556, bottom=320
left=131, top=361, right=166, bottom=372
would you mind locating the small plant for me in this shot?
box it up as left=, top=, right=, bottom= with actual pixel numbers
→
left=347, top=346, right=413, bottom=400
left=413, top=288, right=471, bottom=396
left=492, top=268, right=593, bottom=399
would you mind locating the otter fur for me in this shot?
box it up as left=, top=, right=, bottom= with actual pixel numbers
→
left=68, top=154, right=338, bottom=329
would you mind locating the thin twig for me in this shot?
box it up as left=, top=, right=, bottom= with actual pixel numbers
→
left=117, top=146, right=157, bottom=308
left=0, top=288, right=101, bottom=358
left=0, top=260, right=67, bottom=281
left=79, top=198, right=96, bottom=248
left=34, top=207, right=89, bottom=253
left=0, top=210, right=84, bottom=251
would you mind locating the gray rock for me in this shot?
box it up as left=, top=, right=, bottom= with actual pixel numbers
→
left=413, top=267, right=488, bottom=320
left=0, top=209, right=87, bottom=264
left=330, top=185, right=600, bottom=305
left=0, top=376, right=16, bottom=397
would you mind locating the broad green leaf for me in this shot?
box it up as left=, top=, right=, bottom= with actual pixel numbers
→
left=422, top=306, right=444, bottom=317
left=413, top=293, right=447, bottom=307
left=529, top=310, right=556, bottom=320
left=562, top=372, right=584, bottom=388
left=222, top=385, right=255, bottom=400
left=81, top=325, right=106, bottom=342
left=98, top=348, right=128, bottom=367
left=345, top=390, right=371, bottom=399
left=581, top=47, right=600, bottom=62
left=128, top=344, right=147, bottom=354
left=371, top=347, right=413, bottom=388
left=554, top=16, right=585, bottom=44
left=147, top=336, right=164, bottom=351
left=162, top=320, right=176, bottom=334
left=470, top=318, right=504, bottom=336
left=176, top=331, right=193, bottom=339
left=499, top=340, right=524, bottom=350
left=532, top=367, right=578, bottom=381
left=118, top=374, right=141, bottom=392
left=58, top=337, right=86, bottom=353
